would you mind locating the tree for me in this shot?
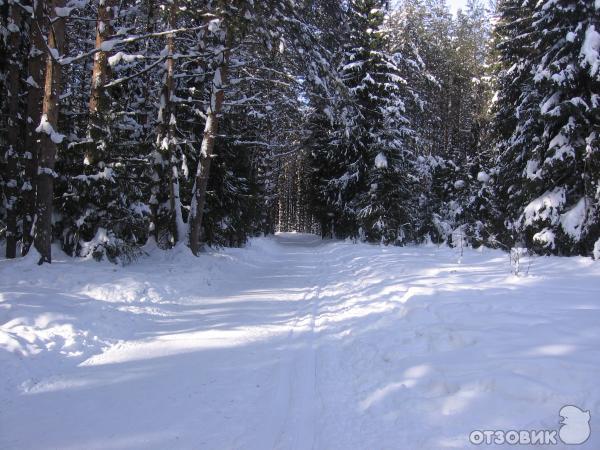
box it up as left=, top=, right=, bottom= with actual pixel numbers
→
left=324, top=0, right=417, bottom=243
left=188, top=0, right=232, bottom=255
left=21, top=0, right=46, bottom=256
left=86, top=0, right=117, bottom=166
left=150, top=0, right=184, bottom=247
left=489, top=0, right=540, bottom=249
left=517, top=0, right=600, bottom=255
left=34, top=0, right=66, bottom=264
left=492, top=0, right=600, bottom=255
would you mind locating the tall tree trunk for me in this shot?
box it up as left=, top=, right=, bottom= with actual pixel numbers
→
left=22, top=0, right=46, bottom=256
left=188, top=19, right=230, bottom=255
left=5, top=1, right=22, bottom=259
left=278, top=167, right=285, bottom=232
left=164, top=0, right=186, bottom=245
left=34, top=0, right=66, bottom=264
left=86, top=0, right=116, bottom=166
left=150, top=1, right=180, bottom=245
left=140, top=0, right=155, bottom=130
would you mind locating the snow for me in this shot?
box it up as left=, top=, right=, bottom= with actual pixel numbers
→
left=80, top=227, right=112, bottom=254
left=213, top=67, right=223, bottom=88
left=207, top=18, right=221, bottom=33
left=580, top=25, right=600, bottom=77
left=55, top=6, right=75, bottom=17
left=35, top=114, right=65, bottom=144
left=540, top=92, right=560, bottom=115
left=525, top=159, right=542, bottom=180
left=74, top=167, right=115, bottom=183
left=546, top=117, right=577, bottom=164
left=342, top=60, right=364, bottom=72
left=37, top=167, right=58, bottom=177
left=560, top=197, right=589, bottom=240
left=533, top=227, right=556, bottom=249
left=25, top=76, right=39, bottom=88
left=1, top=234, right=600, bottom=449
left=521, top=187, right=566, bottom=227
left=99, top=39, right=118, bottom=52
left=453, top=179, right=465, bottom=189
left=476, top=171, right=489, bottom=183
left=7, top=22, right=19, bottom=33
left=108, top=52, right=144, bottom=67
left=374, top=152, right=388, bottom=169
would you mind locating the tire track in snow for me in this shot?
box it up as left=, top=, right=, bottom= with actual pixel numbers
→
left=272, top=237, right=324, bottom=450
left=231, top=234, right=324, bottom=450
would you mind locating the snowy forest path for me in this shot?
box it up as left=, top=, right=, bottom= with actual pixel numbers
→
left=215, top=232, right=328, bottom=450
left=267, top=233, right=324, bottom=450
left=2, top=235, right=600, bottom=450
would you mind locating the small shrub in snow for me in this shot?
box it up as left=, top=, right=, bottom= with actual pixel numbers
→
left=510, top=246, right=531, bottom=276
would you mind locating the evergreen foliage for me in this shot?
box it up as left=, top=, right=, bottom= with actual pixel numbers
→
left=0, top=0, right=598, bottom=261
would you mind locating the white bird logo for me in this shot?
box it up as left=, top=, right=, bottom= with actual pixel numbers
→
left=559, top=405, right=591, bottom=445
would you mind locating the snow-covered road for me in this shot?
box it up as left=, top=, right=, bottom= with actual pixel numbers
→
left=1, top=233, right=599, bottom=449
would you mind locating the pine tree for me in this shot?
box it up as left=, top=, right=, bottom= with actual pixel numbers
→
left=188, top=0, right=234, bottom=255
left=149, top=0, right=183, bottom=248
left=493, top=0, right=600, bottom=255
left=35, top=0, right=67, bottom=264
left=521, top=0, right=600, bottom=255
left=21, top=0, right=46, bottom=256
left=309, top=0, right=417, bottom=242
left=489, top=0, right=539, bottom=249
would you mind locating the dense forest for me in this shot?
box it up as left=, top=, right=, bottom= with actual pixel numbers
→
left=0, top=0, right=598, bottom=264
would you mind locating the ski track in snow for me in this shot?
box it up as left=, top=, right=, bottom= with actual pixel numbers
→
left=1, top=233, right=600, bottom=449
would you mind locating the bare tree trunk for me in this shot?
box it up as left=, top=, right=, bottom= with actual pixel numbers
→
left=86, top=0, right=116, bottom=166
left=151, top=1, right=180, bottom=245
left=277, top=166, right=284, bottom=232
left=188, top=115, right=218, bottom=254
left=34, top=0, right=66, bottom=264
left=5, top=2, right=22, bottom=258
left=139, top=0, right=155, bottom=129
left=22, top=0, right=46, bottom=256
left=167, top=16, right=186, bottom=245
left=188, top=20, right=230, bottom=255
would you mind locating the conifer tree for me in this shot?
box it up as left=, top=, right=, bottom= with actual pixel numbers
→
left=519, top=0, right=600, bottom=255
left=490, top=0, right=542, bottom=249
left=493, top=0, right=600, bottom=255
